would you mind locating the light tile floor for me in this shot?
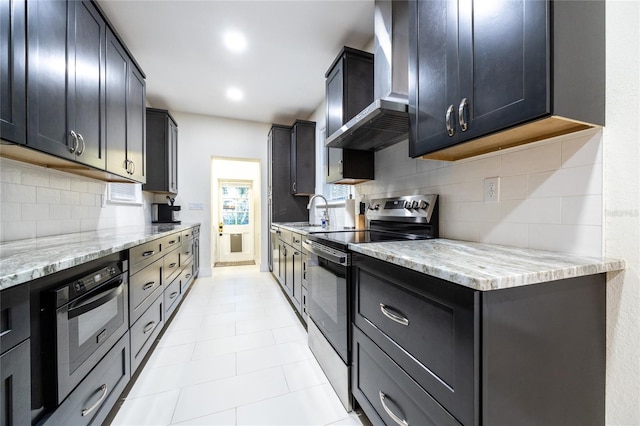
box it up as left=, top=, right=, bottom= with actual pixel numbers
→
left=110, top=265, right=366, bottom=426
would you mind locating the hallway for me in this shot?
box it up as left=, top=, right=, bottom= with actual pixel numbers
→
left=110, top=265, right=365, bottom=425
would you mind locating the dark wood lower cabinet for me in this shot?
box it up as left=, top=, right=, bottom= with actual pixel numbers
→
left=352, top=253, right=605, bottom=426
left=0, top=340, right=30, bottom=426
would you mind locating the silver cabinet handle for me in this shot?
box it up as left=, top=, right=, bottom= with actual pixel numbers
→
left=458, top=97, right=469, bottom=132
left=82, top=384, right=108, bottom=417
left=77, top=133, right=85, bottom=155
left=130, top=160, right=136, bottom=175
left=169, top=291, right=179, bottom=299
left=380, top=303, right=409, bottom=326
left=292, top=182, right=297, bottom=193
left=379, top=391, right=408, bottom=426
left=69, top=130, right=79, bottom=153
left=338, top=159, right=343, bottom=174
left=142, top=250, right=155, bottom=257
left=168, top=262, right=177, bottom=268
left=143, top=282, right=155, bottom=291
left=445, top=105, right=455, bottom=137
left=143, top=321, right=156, bottom=334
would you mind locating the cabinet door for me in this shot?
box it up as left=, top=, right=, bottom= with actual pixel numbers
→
left=325, top=60, right=344, bottom=137
left=127, top=65, right=146, bottom=183
left=408, top=0, right=460, bottom=157
left=284, top=244, right=294, bottom=296
left=69, top=0, right=106, bottom=169
left=0, top=340, right=31, bottom=426
left=168, top=120, right=178, bottom=194
left=290, top=121, right=315, bottom=196
left=0, top=0, right=26, bottom=145
left=292, top=249, right=303, bottom=310
left=105, top=29, right=128, bottom=177
left=27, top=0, right=105, bottom=167
left=457, top=0, right=549, bottom=143
left=269, top=125, right=308, bottom=222
left=27, top=0, right=73, bottom=159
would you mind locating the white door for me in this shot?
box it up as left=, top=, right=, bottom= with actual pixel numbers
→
left=217, top=180, right=254, bottom=263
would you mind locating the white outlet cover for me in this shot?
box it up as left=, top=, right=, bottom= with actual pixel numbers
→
left=484, top=177, right=500, bottom=202
left=189, top=202, right=205, bottom=210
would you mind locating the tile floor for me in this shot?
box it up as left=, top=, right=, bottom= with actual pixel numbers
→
left=110, top=265, right=367, bottom=426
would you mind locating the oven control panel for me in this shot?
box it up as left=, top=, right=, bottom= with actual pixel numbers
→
left=366, top=194, right=438, bottom=224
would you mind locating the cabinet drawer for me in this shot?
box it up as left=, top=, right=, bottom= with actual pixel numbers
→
left=353, top=254, right=477, bottom=426
left=0, top=284, right=29, bottom=354
left=129, top=258, right=163, bottom=325
left=43, top=333, right=130, bottom=426
left=352, top=326, right=462, bottom=426
left=164, top=275, right=182, bottom=319
left=181, top=238, right=194, bottom=264
left=290, top=231, right=303, bottom=251
left=181, top=228, right=193, bottom=241
left=130, top=294, right=163, bottom=372
left=162, top=232, right=181, bottom=252
left=163, top=248, right=181, bottom=283
left=179, top=260, right=194, bottom=294
left=130, top=238, right=163, bottom=274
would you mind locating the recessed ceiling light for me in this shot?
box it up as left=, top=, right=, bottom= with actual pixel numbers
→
left=227, top=87, right=243, bottom=101
left=224, top=31, right=247, bottom=53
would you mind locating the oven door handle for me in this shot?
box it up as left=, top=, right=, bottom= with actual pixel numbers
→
left=303, top=241, right=348, bottom=266
left=68, top=279, right=124, bottom=319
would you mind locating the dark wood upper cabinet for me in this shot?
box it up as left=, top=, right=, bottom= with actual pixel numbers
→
left=325, top=47, right=375, bottom=184
left=144, top=108, right=178, bottom=194
left=27, top=0, right=107, bottom=169
left=409, top=0, right=605, bottom=161
left=0, top=0, right=27, bottom=145
left=105, top=28, right=146, bottom=183
left=290, top=120, right=316, bottom=196
left=268, top=124, right=309, bottom=222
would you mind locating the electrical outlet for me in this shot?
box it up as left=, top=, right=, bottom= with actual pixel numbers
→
left=484, top=177, right=500, bottom=202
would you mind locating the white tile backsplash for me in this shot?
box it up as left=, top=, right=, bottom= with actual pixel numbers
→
left=355, top=129, right=604, bottom=256
left=0, top=158, right=151, bottom=242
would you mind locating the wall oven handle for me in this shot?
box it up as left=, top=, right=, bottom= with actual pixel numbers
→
left=68, top=280, right=124, bottom=319
left=303, top=240, right=348, bottom=266
left=81, top=384, right=108, bottom=417
left=379, top=391, right=409, bottom=426
left=380, top=303, right=410, bottom=326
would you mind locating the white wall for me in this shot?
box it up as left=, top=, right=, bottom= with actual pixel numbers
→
left=0, top=158, right=152, bottom=242
left=603, top=1, right=640, bottom=423
left=168, top=111, right=271, bottom=276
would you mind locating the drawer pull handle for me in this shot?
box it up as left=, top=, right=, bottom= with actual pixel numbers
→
left=143, top=282, right=155, bottom=290
left=142, top=250, right=155, bottom=257
left=380, top=304, right=409, bottom=326
left=169, top=240, right=176, bottom=244
left=379, top=391, right=408, bottom=426
left=169, top=262, right=177, bottom=268
left=82, top=384, right=108, bottom=417
left=169, top=291, right=179, bottom=299
left=184, top=251, right=191, bottom=255
left=185, top=274, right=192, bottom=279
left=143, top=321, right=156, bottom=334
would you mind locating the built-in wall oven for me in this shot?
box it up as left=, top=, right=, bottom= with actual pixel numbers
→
left=30, top=254, right=128, bottom=419
left=304, top=194, right=439, bottom=412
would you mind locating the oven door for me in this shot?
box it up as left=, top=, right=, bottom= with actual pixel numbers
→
left=303, top=240, right=349, bottom=364
left=55, top=275, right=128, bottom=403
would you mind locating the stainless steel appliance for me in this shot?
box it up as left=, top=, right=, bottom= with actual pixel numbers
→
left=38, top=261, right=129, bottom=405
left=304, top=194, right=439, bottom=411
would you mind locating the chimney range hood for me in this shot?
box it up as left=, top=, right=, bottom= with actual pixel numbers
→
left=325, top=0, right=409, bottom=152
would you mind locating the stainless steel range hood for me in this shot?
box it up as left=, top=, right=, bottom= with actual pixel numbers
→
left=325, top=0, right=409, bottom=151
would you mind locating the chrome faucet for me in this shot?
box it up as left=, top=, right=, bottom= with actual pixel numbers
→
left=307, top=194, right=329, bottom=227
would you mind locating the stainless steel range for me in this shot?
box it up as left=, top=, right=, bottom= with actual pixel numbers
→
left=303, top=194, right=439, bottom=411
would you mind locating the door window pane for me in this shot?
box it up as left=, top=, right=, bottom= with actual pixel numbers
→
left=221, top=185, right=250, bottom=225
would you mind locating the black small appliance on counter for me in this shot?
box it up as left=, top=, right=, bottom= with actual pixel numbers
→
left=152, top=203, right=181, bottom=224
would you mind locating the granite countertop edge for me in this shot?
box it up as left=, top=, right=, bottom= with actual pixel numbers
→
left=348, top=239, right=626, bottom=291
left=0, top=223, right=201, bottom=290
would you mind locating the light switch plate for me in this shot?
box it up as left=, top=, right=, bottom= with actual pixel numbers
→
left=189, top=202, right=204, bottom=210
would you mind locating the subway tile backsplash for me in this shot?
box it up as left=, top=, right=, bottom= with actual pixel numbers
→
left=0, top=158, right=152, bottom=242
left=355, top=128, right=604, bottom=257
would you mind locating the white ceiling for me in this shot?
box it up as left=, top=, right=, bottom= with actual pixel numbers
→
left=98, top=0, right=375, bottom=126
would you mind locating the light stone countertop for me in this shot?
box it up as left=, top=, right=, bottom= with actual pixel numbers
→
left=348, top=238, right=625, bottom=291
left=274, top=222, right=352, bottom=235
left=0, top=223, right=200, bottom=290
